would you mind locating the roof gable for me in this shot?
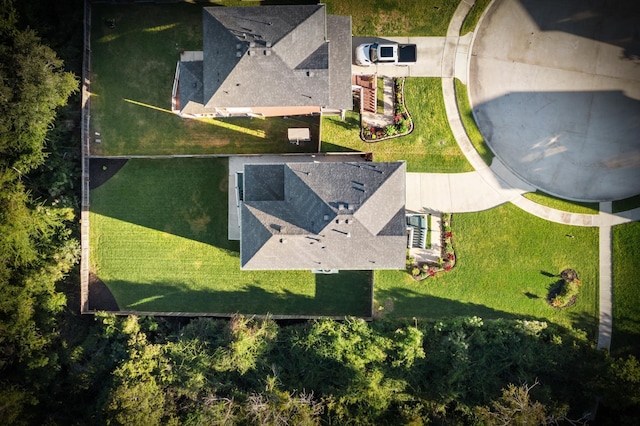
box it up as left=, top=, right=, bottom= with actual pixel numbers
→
left=241, top=162, right=407, bottom=270
left=201, top=5, right=336, bottom=109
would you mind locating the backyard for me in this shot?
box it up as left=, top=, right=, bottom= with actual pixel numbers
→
left=89, top=157, right=372, bottom=316
left=374, top=203, right=600, bottom=335
left=90, top=3, right=320, bottom=156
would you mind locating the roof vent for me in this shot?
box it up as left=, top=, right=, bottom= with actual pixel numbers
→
left=323, top=214, right=329, bottom=221
left=266, top=41, right=272, bottom=47
left=248, top=50, right=254, bottom=56
left=306, top=71, right=314, bottom=77
left=236, top=51, right=242, bottom=57
left=338, top=204, right=345, bottom=211
left=236, top=43, right=242, bottom=49
left=264, top=50, right=271, bottom=56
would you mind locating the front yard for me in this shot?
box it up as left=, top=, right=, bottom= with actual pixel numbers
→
left=375, top=203, right=600, bottom=335
left=89, top=158, right=372, bottom=316
left=322, top=78, right=473, bottom=173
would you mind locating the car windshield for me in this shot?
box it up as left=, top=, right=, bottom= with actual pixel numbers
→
left=369, top=44, right=378, bottom=62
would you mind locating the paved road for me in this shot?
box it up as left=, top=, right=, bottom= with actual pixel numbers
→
left=469, top=0, right=640, bottom=202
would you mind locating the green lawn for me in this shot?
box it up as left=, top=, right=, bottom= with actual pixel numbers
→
left=460, top=0, right=492, bottom=35
left=611, top=222, right=640, bottom=356
left=376, top=77, right=384, bottom=114
left=524, top=191, right=600, bottom=215
left=90, top=158, right=371, bottom=316
left=90, top=3, right=319, bottom=156
left=324, top=0, right=461, bottom=36
left=454, top=78, right=494, bottom=166
left=322, top=78, right=473, bottom=173
left=375, top=203, right=599, bottom=335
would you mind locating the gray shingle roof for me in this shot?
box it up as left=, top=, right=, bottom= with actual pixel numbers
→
left=179, top=5, right=351, bottom=113
left=241, top=162, right=407, bottom=270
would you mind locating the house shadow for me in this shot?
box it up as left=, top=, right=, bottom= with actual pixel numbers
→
left=472, top=90, right=640, bottom=201
left=518, top=0, right=640, bottom=61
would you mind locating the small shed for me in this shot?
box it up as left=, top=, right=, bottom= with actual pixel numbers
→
left=287, top=127, right=311, bottom=145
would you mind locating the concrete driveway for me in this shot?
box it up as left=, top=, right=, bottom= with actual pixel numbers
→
left=469, top=0, right=640, bottom=202
left=352, top=36, right=443, bottom=77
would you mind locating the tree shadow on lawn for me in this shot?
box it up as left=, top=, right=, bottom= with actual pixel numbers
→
left=611, top=316, right=640, bottom=358
left=101, top=271, right=372, bottom=317
left=376, top=286, right=598, bottom=338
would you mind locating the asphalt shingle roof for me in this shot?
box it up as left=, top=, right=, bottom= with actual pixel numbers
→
left=179, top=5, right=351, bottom=114
left=241, top=162, right=407, bottom=270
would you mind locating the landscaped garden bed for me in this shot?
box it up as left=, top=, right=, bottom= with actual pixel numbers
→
left=407, top=213, right=455, bottom=280
left=547, top=268, right=582, bottom=308
left=361, top=77, right=413, bottom=142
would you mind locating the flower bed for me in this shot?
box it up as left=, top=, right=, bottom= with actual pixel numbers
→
left=407, top=213, right=456, bottom=281
left=361, top=77, right=413, bottom=142
left=546, top=268, right=582, bottom=308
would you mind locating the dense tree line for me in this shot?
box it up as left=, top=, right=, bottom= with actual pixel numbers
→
left=0, top=0, right=79, bottom=419
left=8, top=313, right=639, bottom=425
left=1, top=0, right=639, bottom=424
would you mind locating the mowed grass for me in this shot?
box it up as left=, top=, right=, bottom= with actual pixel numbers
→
left=460, top=0, right=492, bottom=35
left=611, top=222, right=640, bottom=356
left=324, top=0, right=460, bottom=36
left=90, top=158, right=371, bottom=316
left=454, top=78, right=494, bottom=166
left=375, top=203, right=599, bottom=335
left=322, top=78, right=473, bottom=173
left=90, top=3, right=319, bottom=156
left=523, top=191, right=600, bottom=215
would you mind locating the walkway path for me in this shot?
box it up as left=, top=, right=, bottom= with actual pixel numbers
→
left=419, top=0, right=640, bottom=352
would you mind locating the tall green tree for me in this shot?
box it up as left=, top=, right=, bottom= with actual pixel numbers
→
left=0, top=0, right=78, bottom=423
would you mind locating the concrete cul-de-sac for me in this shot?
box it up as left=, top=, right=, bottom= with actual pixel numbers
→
left=470, top=0, right=640, bottom=202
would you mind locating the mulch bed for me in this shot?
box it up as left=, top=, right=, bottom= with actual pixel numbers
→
left=88, top=272, right=120, bottom=311
left=546, top=281, right=578, bottom=308
left=89, top=158, right=128, bottom=190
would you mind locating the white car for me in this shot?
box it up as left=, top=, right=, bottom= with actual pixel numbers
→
left=354, top=42, right=416, bottom=66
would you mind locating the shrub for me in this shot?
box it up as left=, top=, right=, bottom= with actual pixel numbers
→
left=550, top=270, right=582, bottom=307
left=385, top=125, right=397, bottom=136
left=412, top=267, right=421, bottom=277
